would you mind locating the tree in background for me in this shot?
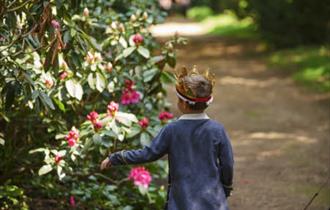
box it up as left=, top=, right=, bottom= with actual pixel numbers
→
left=176, top=0, right=330, bottom=47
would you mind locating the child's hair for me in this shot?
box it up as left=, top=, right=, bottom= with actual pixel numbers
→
left=181, top=74, right=212, bottom=110
left=175, top=66, right=215, bottom=111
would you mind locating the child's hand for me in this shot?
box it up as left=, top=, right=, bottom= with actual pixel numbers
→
left=100, top=157, right=111, bottom=170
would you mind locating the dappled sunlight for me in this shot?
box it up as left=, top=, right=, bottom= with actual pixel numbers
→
left=257, top=149, right=282, bottom=160
left=150, top=22, right=207, bottom=37
left=247, top=132, right=317, bottom=144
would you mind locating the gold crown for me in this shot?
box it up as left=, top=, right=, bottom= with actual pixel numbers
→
left=175, top=65, right=215, bottom=99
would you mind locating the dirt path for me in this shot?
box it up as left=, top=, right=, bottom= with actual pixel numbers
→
left=155, top=26, right=330, bottom=209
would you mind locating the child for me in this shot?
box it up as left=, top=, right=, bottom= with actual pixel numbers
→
left=101, top=66, right=234, bottom=210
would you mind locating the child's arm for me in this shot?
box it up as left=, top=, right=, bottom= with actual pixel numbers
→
left=101, top=125, right=170, bottom=170
left=218, top=128, right=234, bottom=197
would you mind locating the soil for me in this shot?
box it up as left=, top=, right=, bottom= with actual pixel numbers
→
left=161, top=34, right=330, bottom=210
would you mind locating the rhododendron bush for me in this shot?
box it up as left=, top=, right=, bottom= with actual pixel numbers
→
left=0, top=0, right=184, bottom=208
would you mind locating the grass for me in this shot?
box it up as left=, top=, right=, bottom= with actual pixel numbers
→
left=187, top=8, right=258, bottom=39
left=204, top=13, right=257, bottom=39
left=268, top=46, right=330, bottom=92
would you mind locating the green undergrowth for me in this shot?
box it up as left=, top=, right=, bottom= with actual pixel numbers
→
left=187, top=8, right=258, bottom=39
left=268, top=46, right=330, bottom=92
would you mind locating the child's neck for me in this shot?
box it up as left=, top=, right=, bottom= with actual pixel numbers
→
left=181, top=110, right=204, bottom=114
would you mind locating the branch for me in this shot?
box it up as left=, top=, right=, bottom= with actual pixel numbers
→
left=94, top=172, right=129, bottom=185
left=7, top=0, right=34, bottom=12
left=303, top=176, right=330, bottom=210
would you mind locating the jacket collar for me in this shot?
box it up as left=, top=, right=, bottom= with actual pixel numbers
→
left=179, top=113, right=210, bottom=120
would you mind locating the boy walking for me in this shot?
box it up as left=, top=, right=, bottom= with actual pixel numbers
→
left=101, top=67, right=234, bottom=210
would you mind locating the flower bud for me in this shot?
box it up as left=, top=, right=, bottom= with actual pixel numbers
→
left=83, top=8, right=89, bottom=17
left=105, top=62, right=113, bottom=73
left=59, top=71, right=68, bottom=80
left=93, top=121, right=102, bottom=130
left=94, top=52, right=103, bottom=62
left=111, top=22, right=118, bottom=30
left=132, top=33, right=144, bottom=45
left=55, top=154, right=62, bottom=164
left=107, top=101, right=119, bottom=116
left=138, top=117, right=149, bottom=129
left=44, top=79, right=54, bottom=89
left=118, top=23, right=125, bottom=33
left=51, top=20, right=61, bottom=30
left=130, top=14, right=137, bottom=22
left=143, top=12, right=148, bottom=20
left=85, top=51, right=94, bottom=64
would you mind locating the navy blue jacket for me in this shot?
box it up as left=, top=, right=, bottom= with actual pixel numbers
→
left=109, top=114, right=234, bottom=210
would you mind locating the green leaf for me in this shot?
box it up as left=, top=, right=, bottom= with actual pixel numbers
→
left=137, top=47, right=150, bottom=58
left=103, top=130, right=117, bottom=138
left=38, top=165, right=53, bottom=176
left=65, top=79, right=83, bottom=100
left=119, top=36, right=128, bottom=48
left=82, top=137, right=93, bottom=153
left=39, top=92, right=55, bottom=110
left=115, top=112, right=138, bottom=126
left=160, top=71, right=176, bottom=84
left=29, top=148, right=46, bottom=154
left=126, top=127, right=141, bottom=138
left=140, top=132, right=151, bottom=146
left=138, top=185, right=148, bottom=195
left=53, top=98, right=66, bottom=112
left=143, top=68, right=159, bottom=82
left=93, top=134, right=102, bottom=145
left=123, top=46, right=136, bottom=58
left=0, top=140, right=4, bottom=146
left=167, top=54, right=176, bottom=68
left=87, top=73, right=96, bottom=90
left=150, top=55, right=165, bottom=64
left=123, top=206, right=134, bottom=210
left=0, top=134, right=4, bottom=145
left=96, top=72, right=106, bottom=92
left=88, top=36, right=102, bottom=51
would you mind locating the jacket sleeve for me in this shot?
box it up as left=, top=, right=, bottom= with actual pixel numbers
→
left=108, top=125, right=171, bottom=166
left=218, top=127, right=234, bottom=196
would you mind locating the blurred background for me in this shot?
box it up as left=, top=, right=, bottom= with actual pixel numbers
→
left=153, top=0, right=330, bottom=209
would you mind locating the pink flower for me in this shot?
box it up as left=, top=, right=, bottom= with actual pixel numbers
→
left=121, top=89, right=140, bottom=105
left=59, top=71, right=68, bottom=80
left=67, top=138, right=76, bottom=147
left=125, top=79, right=134, bottom=89
left=55, top=154, right=62, bottom=164
left=93, top=121, right=102, bottom=130
left=66, top=129, right=79, bottom=140
left=69, top=195, right=76, bottom=207
left=138, top=117, right=149, bottom=129
left=87, top=111, right=99, bottom=123
left=159, top=111, right=174, bottom=121
left=51, top=20, right=61, bottom=30
left=132, top=33, right=144, bottom=45
left=107, top=101, right=119, bottom=116
left=128, top=167, right=152, bottom=188
left=44, top=79, right=54, bottom=89
left=65, top=127, right=79, bottom=147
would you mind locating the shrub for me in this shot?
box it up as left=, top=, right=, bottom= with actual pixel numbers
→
left=187, top=6, right=214, bottom=21
left=0, top=0, right=185, bottom=208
